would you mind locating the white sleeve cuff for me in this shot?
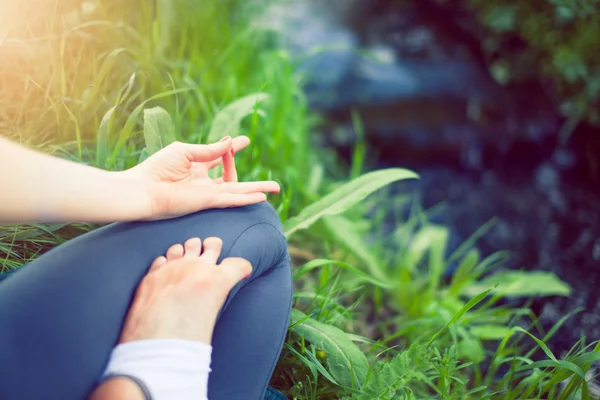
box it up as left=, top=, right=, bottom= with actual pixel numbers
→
left=103, top=339, right=212, bottom=400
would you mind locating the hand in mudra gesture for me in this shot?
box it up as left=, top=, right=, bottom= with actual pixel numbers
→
left=125, top=135, right=279, bottom=220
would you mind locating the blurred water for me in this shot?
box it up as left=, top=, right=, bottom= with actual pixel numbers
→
left=264, top=0, right=600, bottom=355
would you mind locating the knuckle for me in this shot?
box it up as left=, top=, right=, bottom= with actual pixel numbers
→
left=168, top=141, right=184, bottom=152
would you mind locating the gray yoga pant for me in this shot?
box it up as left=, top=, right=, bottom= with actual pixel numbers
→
left=0, top=202, right=293, bottom=400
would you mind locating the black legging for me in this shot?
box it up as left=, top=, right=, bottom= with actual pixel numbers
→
left=0, top=202, right=292, bottom=400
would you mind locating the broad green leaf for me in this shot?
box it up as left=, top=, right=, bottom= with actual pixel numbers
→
left=458, top=336, right=485, bottom=363
left=284, top=168, right=419, bottom=237
left=207, top=93, right=269, bottom=142
left=470, top=324, right=512, bottom=340
left=464, top=271, right=571, bottom=298
left=322, top=215, right=388, bottom=281
left=290, top=309, right=369, bottom=388
left=143, top=107, right=177, bottom=155
left=107, top=88, right=190, bottom=167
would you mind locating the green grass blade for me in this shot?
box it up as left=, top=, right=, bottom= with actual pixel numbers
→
left=426, top=288, right=493, bottom=347
left=294, top=258, right=394, bottom=288
left=96, top=105, right=118, bottom=168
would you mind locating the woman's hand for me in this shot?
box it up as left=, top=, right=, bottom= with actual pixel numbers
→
left=125, top=135, right=280, bottom=220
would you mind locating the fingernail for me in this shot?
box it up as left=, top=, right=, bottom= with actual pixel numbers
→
left=218, top=136, right=231, bottom=143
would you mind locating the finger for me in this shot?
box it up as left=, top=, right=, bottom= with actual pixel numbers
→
left=215, top=192, right=267, bottom=208
left=166, top=243, right=184, bottom=261
left=149, top=256, right=167, bottom=272
left=213, top=177, right=225, bottom=184
left=206, top=136, right=251, bottom=170
left=200, top=237, right=223, bottom=264
left=184, top=237, right=202, bottom=258
left=221, top=147, right=238, bottom=183
left=178, top=136, right=232, bottom=163
left=219, top=181, right=281, bottom=194
left=219, top=257, right=253, bottom=288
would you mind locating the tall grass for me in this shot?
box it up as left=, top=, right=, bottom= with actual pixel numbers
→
left=1, top=1, right=598, bottom=399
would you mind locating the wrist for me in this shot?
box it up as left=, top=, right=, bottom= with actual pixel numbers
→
left=90, top=376, right=146, bottom=400
left=111, top=170, right=153, bottom=221
left=103, top=339, right=212, bottom=400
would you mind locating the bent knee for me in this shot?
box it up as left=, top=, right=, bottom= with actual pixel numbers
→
left=240, top=202, right=284, bottom=234
left=226, top=218, right=289, bottom=278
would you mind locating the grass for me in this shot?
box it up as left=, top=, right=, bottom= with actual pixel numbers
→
left=1, top=0, right=599, bottom=399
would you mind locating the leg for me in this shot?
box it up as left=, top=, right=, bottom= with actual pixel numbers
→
left=0, top=202, right=292, bottom=400
left=209, top=236, right=292, bottom=399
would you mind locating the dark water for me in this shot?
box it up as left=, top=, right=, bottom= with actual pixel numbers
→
left=264, top=0, right=600, bottom=355
left=324, top=2, right=600, bottom=355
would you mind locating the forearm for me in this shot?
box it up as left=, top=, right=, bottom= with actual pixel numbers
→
left=0, top=137, right=150, bottom=223
left=90, top=377, right=146, bottom=400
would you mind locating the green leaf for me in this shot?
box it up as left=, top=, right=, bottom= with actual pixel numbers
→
left=484, top=5, right=517, bottom=32
left=464, top=271, right=571, bottom=298
left=322, top=215, right=389, bottom=281
left=284, top=168, right=419, bottom=237
left=458, top=336, right=485, bottom=363
left=514, top=327, right=557, bottom=362
left=290, top=309, right=369, bottom=388
left=207, top=93, right=269, bottom=142
left=470, top=324, right=512, bottom=340
left=294, top=258, right=393, bottom=288
left=138, top=148, right=150, bottom=164
left=427, top=288, right=493, bottom=347
left=449, top=248, right=480, bottom=294
left=553, top=48, right=588, bottom=83
left=143, top=107, right=177, bottom=155
left=107, top=88, right=190, bottom=167
left=96, top=105, right=117, bottom=168
left=516, top=359, right=585, bottom=379
left=402, top=225, right=447, bottom=277
left=446, top=218, right=496, bottom=266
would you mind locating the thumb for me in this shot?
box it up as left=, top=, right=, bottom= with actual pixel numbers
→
left=219, top=257, right=253, bottom=289
left=180, top=136, right=232, bottom=163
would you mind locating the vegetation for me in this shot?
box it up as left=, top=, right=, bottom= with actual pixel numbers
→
left=464, top=0, right=600, bottom=140
left=1, top=1, right=599, bottom=399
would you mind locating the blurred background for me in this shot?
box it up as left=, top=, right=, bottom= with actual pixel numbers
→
left=1, top=0, right=599, bottom=398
